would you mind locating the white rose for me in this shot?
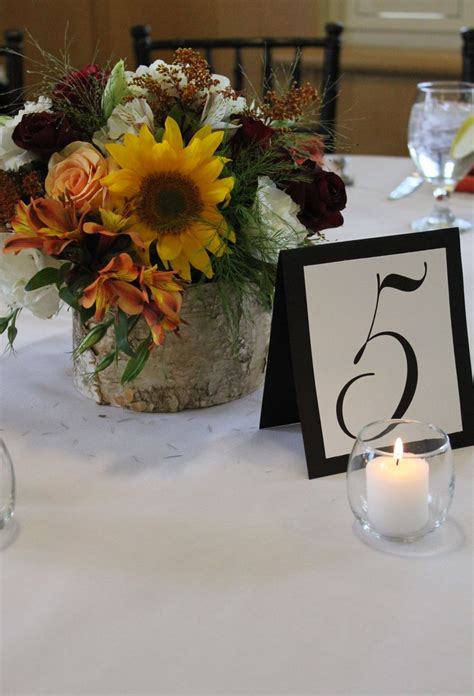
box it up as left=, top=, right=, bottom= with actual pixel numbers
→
left=251, top=176, right=308, bottom=263
left=0, top=96, right=52, bottom=170
left=0, top=233, right=61, bottom=319
left=93, top=97, right=155, bottom=151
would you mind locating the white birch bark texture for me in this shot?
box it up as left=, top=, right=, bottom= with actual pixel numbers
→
left=72, top=283, right=271, bottom=412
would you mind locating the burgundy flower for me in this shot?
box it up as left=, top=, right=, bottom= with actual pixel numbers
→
left=52, top=64, right=108, bottom=105
left=285, top=164, right=347, bottom=233
left=12, top=112, right=81, bottom=159
left=233, top=117, right=275, bottom=148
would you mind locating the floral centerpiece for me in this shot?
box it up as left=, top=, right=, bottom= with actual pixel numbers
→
left=0, top=49, right=346, bottom=411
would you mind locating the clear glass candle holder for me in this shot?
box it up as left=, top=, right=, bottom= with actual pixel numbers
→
left=0, top=439, right=15, bottom=528
left=347, top=419, right=454, bottom=542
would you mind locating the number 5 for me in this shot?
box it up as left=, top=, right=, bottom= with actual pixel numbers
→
left=336, top=263, right=428, bottom=440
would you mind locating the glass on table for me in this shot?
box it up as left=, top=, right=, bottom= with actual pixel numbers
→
left=408, top=81, right=474, bottom=232
left=347, top=419, right=454, bottom=543
left=0, top=439, right=15, bottom=528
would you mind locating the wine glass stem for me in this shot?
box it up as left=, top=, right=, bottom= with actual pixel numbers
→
left=430, top=187, right=455, bottom=225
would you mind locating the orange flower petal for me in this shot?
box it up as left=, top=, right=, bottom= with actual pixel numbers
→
left=110, top=280, right=144, bottom=315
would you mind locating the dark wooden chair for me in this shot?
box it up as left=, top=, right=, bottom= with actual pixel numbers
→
left=460, top=27, right=474, bottom=83
left=130, top=23, right=343, bottom=151
left=0, top=29, right=24, bottom=114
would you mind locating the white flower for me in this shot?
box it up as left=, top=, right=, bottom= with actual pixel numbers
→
left=0, top=96, right=52, bottom=170
left=108, top=98, right=154, bottom=139
left=127, top=62, right=247, bottom=126
left=93, top=97, right=154, bottom=151
left=200, top=91, right=247, bottom=130
left=0, top=233, right=61, bottom=319
left=251, top=176, right=307, bottom=263
left=126, top=60, right=187, bottom=99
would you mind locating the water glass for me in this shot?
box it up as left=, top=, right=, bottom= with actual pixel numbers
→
left=408, top=81, right=474, bottom=232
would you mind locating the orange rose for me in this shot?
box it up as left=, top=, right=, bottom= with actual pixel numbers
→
left=45, top=142, right=109, bottom=213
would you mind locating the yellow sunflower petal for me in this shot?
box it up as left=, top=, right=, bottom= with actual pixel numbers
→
left=101, top=169, right=141, bottom=196
left=183, top=235, right=213, bottom=278
left=195, top=131, right=225, bottom=161
left=170, top=253, right=192, bottom=282
left=156, top=233, right=183, bottom=261
left=128, top=220, right=156, bottom=243
left=191, top=158, right=224, bottom=184
left=151, top=141, right=180, bottom=171
left=191, top=226, right=227, bottom=257
left=180, top=139, right=205, bottom=174
left=200, top=177, right=234, bottom=205
left=106, top=126, right=157, bottom=175
left=205, top=233, right=227, bottom=257
left=106, top=142, right=137, bottom=172
left=163, top=117, right=184, bottom=150
left=190, top=124, right=213, bottom=142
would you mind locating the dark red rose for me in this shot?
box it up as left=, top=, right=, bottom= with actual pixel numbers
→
left=233, top=117, right=275, bottom=148
left=52, top=64, right=108, bottom=105
left=12, top=112, right=81, bottom=159
left=285, top=165, right=347, bottom=233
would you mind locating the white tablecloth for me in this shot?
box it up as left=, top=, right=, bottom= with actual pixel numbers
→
left=1, top=157, right=473, bottom=696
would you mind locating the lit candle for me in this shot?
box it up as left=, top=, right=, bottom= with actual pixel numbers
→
left=366, top=438, right=429, bottom=537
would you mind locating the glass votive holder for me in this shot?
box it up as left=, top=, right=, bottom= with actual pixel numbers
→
left=347, top=419, right=454, bottom=542
left=0, top=439, right=15, bottom=528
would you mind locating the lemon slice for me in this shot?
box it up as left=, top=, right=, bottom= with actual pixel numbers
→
left=450, top=114, right=474, bottom=159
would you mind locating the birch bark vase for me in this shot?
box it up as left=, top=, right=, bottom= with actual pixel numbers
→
left=72, top=283, right=271, bottom=412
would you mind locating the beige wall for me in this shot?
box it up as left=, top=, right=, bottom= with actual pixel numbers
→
left=0, top=0, right=322, bottom=77
left=0, top=0, right=463, bottom=155
left=300, top=44, right=461, bottom=156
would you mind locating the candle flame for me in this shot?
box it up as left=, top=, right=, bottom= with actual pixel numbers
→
left=394, top=437, right=404, bottom=460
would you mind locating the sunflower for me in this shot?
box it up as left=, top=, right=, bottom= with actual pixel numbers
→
left=101, top=118, right=234, bottom=281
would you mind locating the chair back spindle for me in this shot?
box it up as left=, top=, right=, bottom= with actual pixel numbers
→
left=234, top=46, right=243, bottom=92
left=461, top=27, right=474, bottom=83
left=0, top=29, right=24, bottom=114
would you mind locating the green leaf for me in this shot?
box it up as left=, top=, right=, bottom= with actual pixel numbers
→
left=56, top=262, right=72, bottom=288
left=0, top=114, right=12, bottom=126
left=115, top=309, right=137, bottom=358
left=93, top=350, right=115, bottom=376
left=121, top=337, right=151, bottom=384
left=7, top=324, right=17, bottom=346
left=167, top=103, right=184, bottom=126
left=80, top=305, right=95, bottom=323
left=154, top=127, right=165, bottom=143
left=0, top=313, right=13, bottom=334
left=59, top=286, right=81, bottom=310
left=101, top=59, right=129, bottom=120
left=73, top=320, right=113, bottom=357
left=25, top=267, right=60, bottom=292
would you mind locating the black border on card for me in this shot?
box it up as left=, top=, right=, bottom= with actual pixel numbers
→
left=260, top=228, right=474, bottom=479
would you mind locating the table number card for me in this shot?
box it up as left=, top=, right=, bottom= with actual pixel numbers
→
left=260, top=228, right=473, bottom=479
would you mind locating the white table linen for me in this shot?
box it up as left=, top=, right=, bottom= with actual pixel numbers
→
left=0, top=156, right=473, bottom=696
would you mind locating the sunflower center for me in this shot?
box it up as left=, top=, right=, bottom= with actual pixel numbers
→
left=136, top=173, right=204, bottom=235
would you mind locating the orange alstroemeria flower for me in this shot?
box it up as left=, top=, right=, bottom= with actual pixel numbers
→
left=82, top=207, right=147, bottom=252
left=3, top=198, right=83, bottom=256
left=81, top=253, right=144, bottom=322
left=140, top=266, right=184, bottom=345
